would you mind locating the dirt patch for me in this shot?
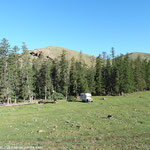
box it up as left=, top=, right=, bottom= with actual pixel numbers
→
left=0, top=102, right=38, bottom=107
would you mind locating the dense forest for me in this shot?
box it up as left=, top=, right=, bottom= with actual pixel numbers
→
left=0, top=38, right=150, bottom=103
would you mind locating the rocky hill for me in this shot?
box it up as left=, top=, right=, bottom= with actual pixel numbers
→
left=127, top=52, right=150, bottom=61
left=27, top=46, right=96, bottom=66
left=26, top=46, right=150, bottom=66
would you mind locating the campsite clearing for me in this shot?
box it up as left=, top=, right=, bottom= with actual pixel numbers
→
left=0, top=91, right=150, bottom=149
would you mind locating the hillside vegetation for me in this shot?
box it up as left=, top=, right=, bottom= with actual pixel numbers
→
left=28, top=46, right=150, bottom=64
left=0, top=38, right=150, bottom=104
left=28, top=46, right=96, bottom=66
left=0, top=91, right=150, bottom=149
left=128, top=52, right=150, bottom=61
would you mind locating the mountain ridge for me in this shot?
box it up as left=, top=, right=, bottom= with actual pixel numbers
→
left=28, top=46, right=96, bottom=66
left=127, top=52, right=150, bottom=60
left=27, top=46, right=150, bottom=65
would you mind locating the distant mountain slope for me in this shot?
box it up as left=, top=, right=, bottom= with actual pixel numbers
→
left=27, top=46, right=150, bottom=66
left=127, top=52, right=150, bottom=61
left=28, top=46, right=96, bottom=66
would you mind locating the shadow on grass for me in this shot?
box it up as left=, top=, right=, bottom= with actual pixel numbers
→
left=67, top=100, right=92, bottom=103
left=38, top=101, right=57, bottom=104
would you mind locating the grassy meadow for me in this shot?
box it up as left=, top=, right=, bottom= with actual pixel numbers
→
left=0, top=92, right=150, bottom=149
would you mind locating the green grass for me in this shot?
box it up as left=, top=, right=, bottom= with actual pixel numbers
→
left=0, top=92, right=150, bottom=149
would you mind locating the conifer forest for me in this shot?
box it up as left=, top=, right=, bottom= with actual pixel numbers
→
left=0, top=38, right=150, bottom=104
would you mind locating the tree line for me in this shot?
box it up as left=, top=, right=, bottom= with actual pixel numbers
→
left=0, top=38, right=150, bottom=103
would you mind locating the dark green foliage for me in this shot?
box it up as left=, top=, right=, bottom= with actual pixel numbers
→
left=51, top=59, right=60, bottom=92
left=111, top=54, right=135, bottom=95
left=8, top=46, right=21, bottom=102
left=0, top=38, right=11, bottom=103
left=0, top=38, right=150, bottom=103
left=20, top=42, right=35, bottom=101
left=38, top=60, right=53, bottom=100
left=87, top=67, right=96, bottom=95
left=122, top=55, right=135, bottom=93
left=59, top=50, right=69, bottom=97
left=113, top=55, right=125, bottom=95
left=67, top=96, right=80, bottom=102
left=49, top=92, right=65, bottom=101
left=76, top=52, right=89, bottom=94
left=32, top=58, right=43, bottom=99
left=104, top=58, right=112, bottom=95
left=134, top=57, right=146, bottom=91
left=145, top=60, right=150, bottom=89
left=95, top=55, right=103, bottom=95
left=112, top=64, right=120, bottom=95
left=69, top=57, right=78, bottom=96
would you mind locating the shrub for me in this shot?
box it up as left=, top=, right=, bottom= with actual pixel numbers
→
left=49, top=92, right=65, bottom=101
left=67, top=96, right=80, bottom=102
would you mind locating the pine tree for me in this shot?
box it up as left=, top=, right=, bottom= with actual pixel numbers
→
left=113, top=65, right=120, bottom=95
left=76, top=52, right=88, bottom=95
left=52, top=59, right=60, bottom=93
left=141, top=59, right=147, bottom=90
left=129, top=60, right=135, bottom=92
left=32, top=57, right=43, bottom=99
left=134, top=57, right=145, bottom=91
left=111, top=47, right=115, bottom=63
left=111, top=56, right=124, bottom=95
left=122, top=55, right=135, bottom=93
left=69, top=57, right=78, bottom=96
left=59, top=50, right=69, bottom=97
left=8, top=46, right=21, bottom=103
left=95, top=54, right=103, bottom=95
left=105, top=57, right=112, bottom=95
left=146, top=60, right=150, bottom=90
left=0, top=38, right=12, bottom=103
left=22, top=42, right=28, bottom=52
left=88, top=56, right=96, bottom=95
left=102, top=60, right=107, bottom=95
left=87, top=66, right=96, bottom=95
left=116, top=55, right=125, bottom=95
left=39, top=59, right=53, bottom=100
left=21, top=42, right=34, bottom=101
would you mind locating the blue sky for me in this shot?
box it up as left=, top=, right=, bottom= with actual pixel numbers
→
left=0, top=0, right=150, bottom=56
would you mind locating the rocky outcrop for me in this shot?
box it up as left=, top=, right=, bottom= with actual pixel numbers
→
left=30, top=51, right=43, bottom=57
left=29, top=51, right=52, bottom=60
